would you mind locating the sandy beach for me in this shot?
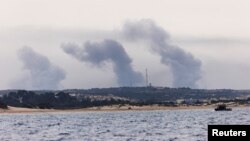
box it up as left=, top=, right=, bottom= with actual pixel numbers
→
left=1, top=104, right=249, bottom=114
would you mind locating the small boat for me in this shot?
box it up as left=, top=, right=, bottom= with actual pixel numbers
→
left=215, top=104, right=232, bottom=111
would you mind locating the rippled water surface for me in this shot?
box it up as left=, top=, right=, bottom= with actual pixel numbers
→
left=0, top=108, right=249, bottom=141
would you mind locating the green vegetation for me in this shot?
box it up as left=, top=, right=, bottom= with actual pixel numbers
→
left=0, top=100, right=7, bottom=109
left=0, top=87, right=249, bottom=109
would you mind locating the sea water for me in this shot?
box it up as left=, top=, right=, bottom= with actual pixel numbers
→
left=0, top=108, right=249, bottom=141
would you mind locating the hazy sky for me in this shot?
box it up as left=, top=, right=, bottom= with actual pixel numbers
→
left=1, top=0, right=250, bottom=90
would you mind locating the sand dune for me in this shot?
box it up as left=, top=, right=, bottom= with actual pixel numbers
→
left=1, top=104, right=249, bottom=114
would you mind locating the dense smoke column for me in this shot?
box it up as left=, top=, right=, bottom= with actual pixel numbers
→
left=122, top=19, right=201, bottom=88
left=62, top=39, right=143, bottom=86
left=17, top=47, right=66, bottom=90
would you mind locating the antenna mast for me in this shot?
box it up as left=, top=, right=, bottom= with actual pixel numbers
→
left=145, top=68, right=148, bottom=87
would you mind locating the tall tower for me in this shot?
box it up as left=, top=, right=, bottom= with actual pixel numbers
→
left=145, top=68, right=148, bottom=87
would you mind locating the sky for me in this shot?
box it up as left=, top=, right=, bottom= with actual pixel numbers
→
left=1, top=0, right=250, bottom=90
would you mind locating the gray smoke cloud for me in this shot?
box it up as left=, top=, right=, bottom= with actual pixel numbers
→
left=121, top=19, right=201, bottom=88
left=62, top=39, right=143, bottom=86
left=15, top=47, right=66, bottom=90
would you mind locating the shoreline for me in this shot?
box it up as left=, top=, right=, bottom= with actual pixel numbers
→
left=1, top=104, right=249, bottom=114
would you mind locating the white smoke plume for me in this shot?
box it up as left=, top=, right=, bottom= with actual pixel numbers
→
left=62, top=39, right=144, bottom=86
left=121, top=19, right=201, bottom=88
left=14, top=47, right=66, bottom=90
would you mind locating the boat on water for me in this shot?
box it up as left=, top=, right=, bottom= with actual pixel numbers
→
left=215, top=104, right=232, bottom=111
